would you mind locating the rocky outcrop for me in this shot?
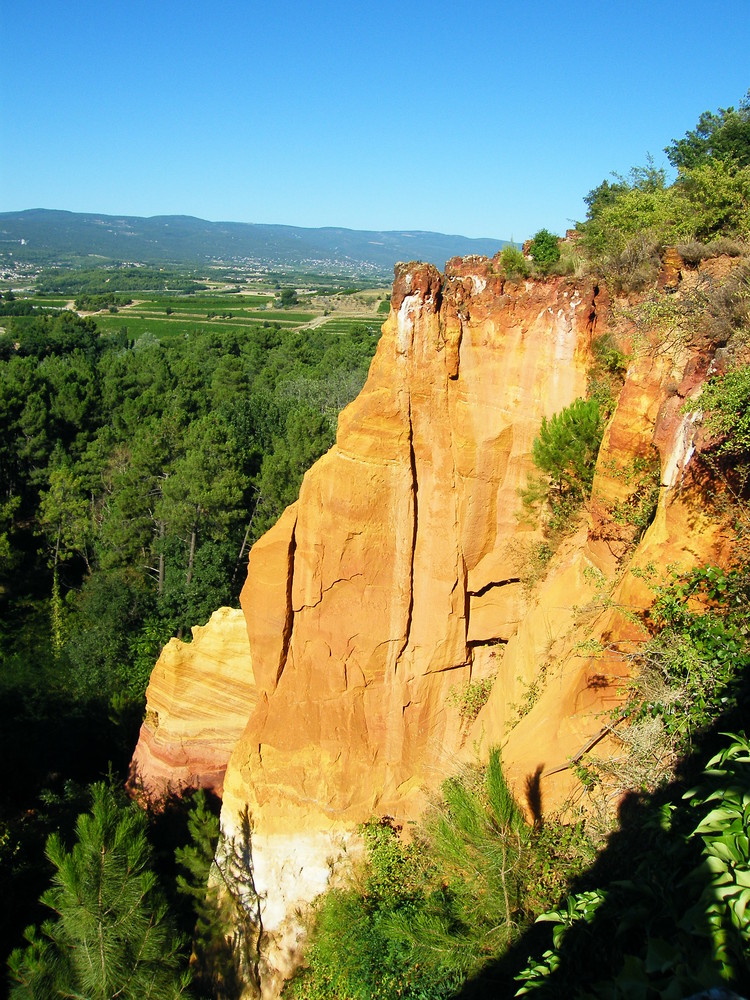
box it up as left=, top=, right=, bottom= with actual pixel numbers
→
left=225, top=262, right=595, bottom=818
left=131, top=607, right=255, bottom=799
left=132, top=256, right=734, bottom=996
left=218, top=261, right=603, bottom=991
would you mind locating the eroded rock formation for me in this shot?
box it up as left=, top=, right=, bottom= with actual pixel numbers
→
left=131, top=607, right=255, bottom=798
left=132, top=255, right=733, bottom=996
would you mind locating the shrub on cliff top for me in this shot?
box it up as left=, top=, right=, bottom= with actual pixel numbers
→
left=500, top=244, right=529, bottom=280
left=528, top=229, right=561, bottom=272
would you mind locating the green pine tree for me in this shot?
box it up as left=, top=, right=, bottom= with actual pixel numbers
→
left=7, top=783, right=191, bottom=1000
left=532, top=397, right=603, bottom=504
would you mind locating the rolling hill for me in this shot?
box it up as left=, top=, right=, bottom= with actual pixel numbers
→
left=0, top=209, right=512, bottom=276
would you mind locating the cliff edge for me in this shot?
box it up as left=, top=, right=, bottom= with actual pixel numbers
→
left=131, top=254, right=733, bottom=995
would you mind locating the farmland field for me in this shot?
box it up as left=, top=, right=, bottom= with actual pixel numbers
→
left=129, top=295, right=275, bottom=312
left=92, top=314, right=269, bottom=340
left=29, top=296, right=71, bottom=308
left=315, top=317, right=383, bottom=336
left=3, top=273, right=392, bottom=345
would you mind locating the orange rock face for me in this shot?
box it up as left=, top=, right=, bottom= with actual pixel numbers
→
left=213, top=264, right=604, bottom=989
left=132, top=257, right=734, bottom=995
left=130, top=607, right=255, bottom=799
left=225, top=263, right=596, bottom=830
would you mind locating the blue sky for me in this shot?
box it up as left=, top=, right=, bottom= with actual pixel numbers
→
left=2, top=0, right=748, bottom=241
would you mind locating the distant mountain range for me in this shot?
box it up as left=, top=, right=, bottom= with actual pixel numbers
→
left=0, top=209, right=511, bottom=277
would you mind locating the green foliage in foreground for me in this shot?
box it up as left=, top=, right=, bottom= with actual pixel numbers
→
left=8, top=783, right=191, bottom=1000
left=289, top=752, right=592, bottom=1000
left=516, top=732, right=750, bottom=998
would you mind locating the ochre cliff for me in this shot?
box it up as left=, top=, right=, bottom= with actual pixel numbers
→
left=227, top=259, right=594, bottom=834
left=131, top=607, right=255, bottom=798
left=131, top=254, right=734, bottom=995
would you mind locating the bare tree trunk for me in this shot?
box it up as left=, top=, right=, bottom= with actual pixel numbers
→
left=186, top=526, right=197, bottom=588
left=157, top=520, right=165, bottom=596
left=231, top=488, right=262, bottom=588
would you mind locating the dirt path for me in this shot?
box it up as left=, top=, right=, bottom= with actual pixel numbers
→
left=297, top=312, right=381, bottom=331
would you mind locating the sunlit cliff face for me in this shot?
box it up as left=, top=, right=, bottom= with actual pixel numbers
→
left=133, top=254, right=733, bottom=997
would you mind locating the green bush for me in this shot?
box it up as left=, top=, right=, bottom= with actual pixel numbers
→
left=528, top=229, right=561, bottom=272
left=522, top=398, right=604, bottom=535
left=581, top=164, right=691, bottom=262
left=289, top=819, right=456, bottom=1000
left=692, top=363, right=750, bottom=462
left=500, top=245, right=529, bottom=279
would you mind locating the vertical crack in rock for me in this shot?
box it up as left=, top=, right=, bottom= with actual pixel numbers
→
left=395, top=395, right=418, bottom=670
left=276, top=522, right=296, bottom=687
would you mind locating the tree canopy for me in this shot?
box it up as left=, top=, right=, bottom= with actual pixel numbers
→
left=665, top=89, right=750, bottom=171
left=8, top=784, right=191, bottom=1000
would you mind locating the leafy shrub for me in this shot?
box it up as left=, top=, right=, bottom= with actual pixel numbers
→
left=692, top=363, right=750, bottom=464
left=626, top=563, right=750, bottom=755
left=604, top=451, right=661, bottom=540
left=500, top=245, right=529, bottom=279
left=528, top=230, right=561, bottom=273
left=581, top=164, right=690, bottom=259
left=447, top=676, right=495, bottom=725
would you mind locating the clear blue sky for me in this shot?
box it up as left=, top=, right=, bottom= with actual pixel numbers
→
left=2, top=0, right=748, bottom=241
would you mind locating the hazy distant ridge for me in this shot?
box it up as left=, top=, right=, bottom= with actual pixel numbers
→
left=0, top=209, right=510, bottom=274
